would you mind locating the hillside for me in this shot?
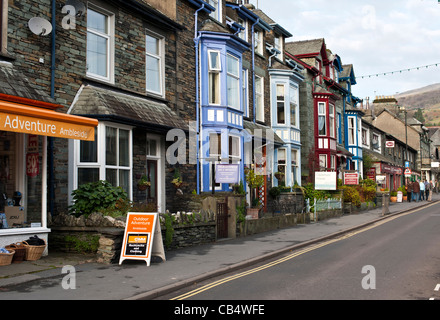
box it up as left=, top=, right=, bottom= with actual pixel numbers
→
left=396, top=83, right=440, bottom=126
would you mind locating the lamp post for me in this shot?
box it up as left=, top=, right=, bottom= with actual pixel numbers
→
left=399, top=106, right=408, bottom=185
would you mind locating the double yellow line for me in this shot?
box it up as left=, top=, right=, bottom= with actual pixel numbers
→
left=171, top=203, right=436, bottom=300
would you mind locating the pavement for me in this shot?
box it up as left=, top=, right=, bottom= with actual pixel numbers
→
left=0, top=193, right=439, bottom=300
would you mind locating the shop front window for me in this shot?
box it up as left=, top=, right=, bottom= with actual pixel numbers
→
left=0, top=132, right=45, bottom=230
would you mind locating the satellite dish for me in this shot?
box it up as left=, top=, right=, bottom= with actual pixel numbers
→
left=65, top=0, right=86, bottom=16
left=28, top=17, right=53, bottom=36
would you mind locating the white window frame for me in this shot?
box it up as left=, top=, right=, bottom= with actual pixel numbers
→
left=229, top=134, right=241, bottom=163
left=86, top=5, right=114, bottom=83
left=329, top=104, right=335, bottom=138
left=348, top=116, right=355, bottom=145
left=290, top=85, right=298, bottom=127
left=73, top=122, right=133, bottom=199
left=372, top=132, right=381, bottom=152
left=276, top=84, right=286, bottom=125
left=274, top=34, right=283, bottom=60
left=255, top=75, right=264, bottom=122
left=319, top=154, right=327, bottom=169
left=277, top=148, right=286, bottom=183
left=208, top=0, right=222, bottom=22
left=145, top=30, right=165, bottom=97
left=237, top=17, right=247, bottom=42
left=254, top=30, right=263, bottom=55
left=362, top=127, right=370, bottom=147
left=208, top=50, right=221, bottom=105
left=318, top=102, right=326, bottom=136
left=242, top=68, right=249, bottom=117
left=291, top=149, right=298, bottom=184
left=227, top=53, right=240, bottom=110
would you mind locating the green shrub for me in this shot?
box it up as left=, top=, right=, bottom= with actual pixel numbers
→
left=340, top=185, right=361, bottom=207
left=69, top=180, right=129, bottom=217
left=362, top=185, right=377, bottom=202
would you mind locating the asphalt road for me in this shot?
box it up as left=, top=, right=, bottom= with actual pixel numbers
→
left=165, top=202, right=440, bottom=300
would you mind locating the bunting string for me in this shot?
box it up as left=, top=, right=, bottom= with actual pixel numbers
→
left=356, top=63, right=440, bottom=80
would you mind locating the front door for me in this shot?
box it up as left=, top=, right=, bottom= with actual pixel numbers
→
left=147, top=159, right=157, bottom=206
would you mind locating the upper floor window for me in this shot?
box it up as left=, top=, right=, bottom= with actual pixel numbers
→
left=237, top=17, right=247, bottom=42
left=208, top=0, right=222, bottom=22
left=372, top=132, right=381, bottom=152
left=362, top=127, right=369, bottom=147
left=254, top=30, right=263, bottom=55
left=315, top=59, right=322, bottom=83
left=242, top=69, right=249, bottom=117
left=329, top=104, right=335, bottom=138
left=276, top=84, right=285, bottom=125
left=348, top=117, right=355, bottom=145
left=87, top=6, right=114, bottom=82
left=208, top=50, right=221, bottom=105
left=274, top=35, right=283, bottom=60
left=146, top=32, right=165, bottom=96
left=337, top=113, right=342, bottom=144
left=290, top=85, right=298, bottom=127
left=318, top=102, right=326, bottom=136
left=255, top=75, right=264, bottom=122
left=227, top=53, right=240, bottom=110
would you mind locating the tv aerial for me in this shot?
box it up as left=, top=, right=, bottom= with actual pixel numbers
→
left=65, top=0, right=86, bottom=17
left=28, top=17, right=53, bottom=36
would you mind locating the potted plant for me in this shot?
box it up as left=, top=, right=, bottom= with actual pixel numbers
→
left=171, top=169, right=183, bottom=189
left=390, top=190, right=397, bottom=202
left=137, top=175, right=151, bottom=191
left=245, top=167, right=265, bottom=219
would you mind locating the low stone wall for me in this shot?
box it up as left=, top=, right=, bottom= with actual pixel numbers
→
left=237, top=213, right=309, bottom=237
left=162, top=223, right=216, bottom=251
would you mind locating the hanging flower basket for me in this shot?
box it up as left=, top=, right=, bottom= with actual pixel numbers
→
left=137, top=175, right=151, bottom=191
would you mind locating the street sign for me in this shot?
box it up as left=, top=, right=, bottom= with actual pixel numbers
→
left=119, top=212, right=165, bottom=266
left=404, top=168, right=411, bottom=177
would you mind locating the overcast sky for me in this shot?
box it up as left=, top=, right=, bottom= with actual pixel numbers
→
left=249, top=0, right=440, bottom=101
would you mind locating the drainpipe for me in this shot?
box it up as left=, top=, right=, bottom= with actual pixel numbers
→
left=251, top=18, right=259, bottom=123
left=194, top=4, right=205, bottom=194
left=49, top=0, right=56, bottom=217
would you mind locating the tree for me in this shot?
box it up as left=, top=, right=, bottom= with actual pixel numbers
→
left=413, top=108, right=425, bottom=123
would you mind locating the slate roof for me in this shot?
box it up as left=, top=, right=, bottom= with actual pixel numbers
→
left=0, top=60, right=56, bottom=104
left=285, top=38, right=325, bottom=56
left=69, top=84, right=188, bottom=131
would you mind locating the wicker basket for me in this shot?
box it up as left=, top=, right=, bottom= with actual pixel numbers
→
left=5, top=242, right=26, bottom=263
left=23, top=240, right=46, bottom=261
left=0, top=249, right=15, bottom=266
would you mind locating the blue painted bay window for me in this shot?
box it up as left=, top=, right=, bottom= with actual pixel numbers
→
left=199, top=32, right=249, bottom=192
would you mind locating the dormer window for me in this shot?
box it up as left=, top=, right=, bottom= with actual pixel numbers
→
left=274, top=34, right=283, bottom=60
left=208, top=0, right=222, bottom=22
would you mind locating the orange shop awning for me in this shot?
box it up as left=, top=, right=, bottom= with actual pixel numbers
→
left=0, top=99, right=98, bottom=141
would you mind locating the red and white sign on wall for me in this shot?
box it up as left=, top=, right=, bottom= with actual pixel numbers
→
left=385, top=140, right=395, bottom=148
left=344, top=172, right=359, bottom=185
left=26, top=153, right=39, bottom=177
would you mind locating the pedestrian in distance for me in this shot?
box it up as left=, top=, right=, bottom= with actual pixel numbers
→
left=406, top=181, right=413, bottom=203
left=425, top=180, right=430, bottom=201
left=412, top=179, right=420, bottom=202
left=419, top=179, right=425, bottom=201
